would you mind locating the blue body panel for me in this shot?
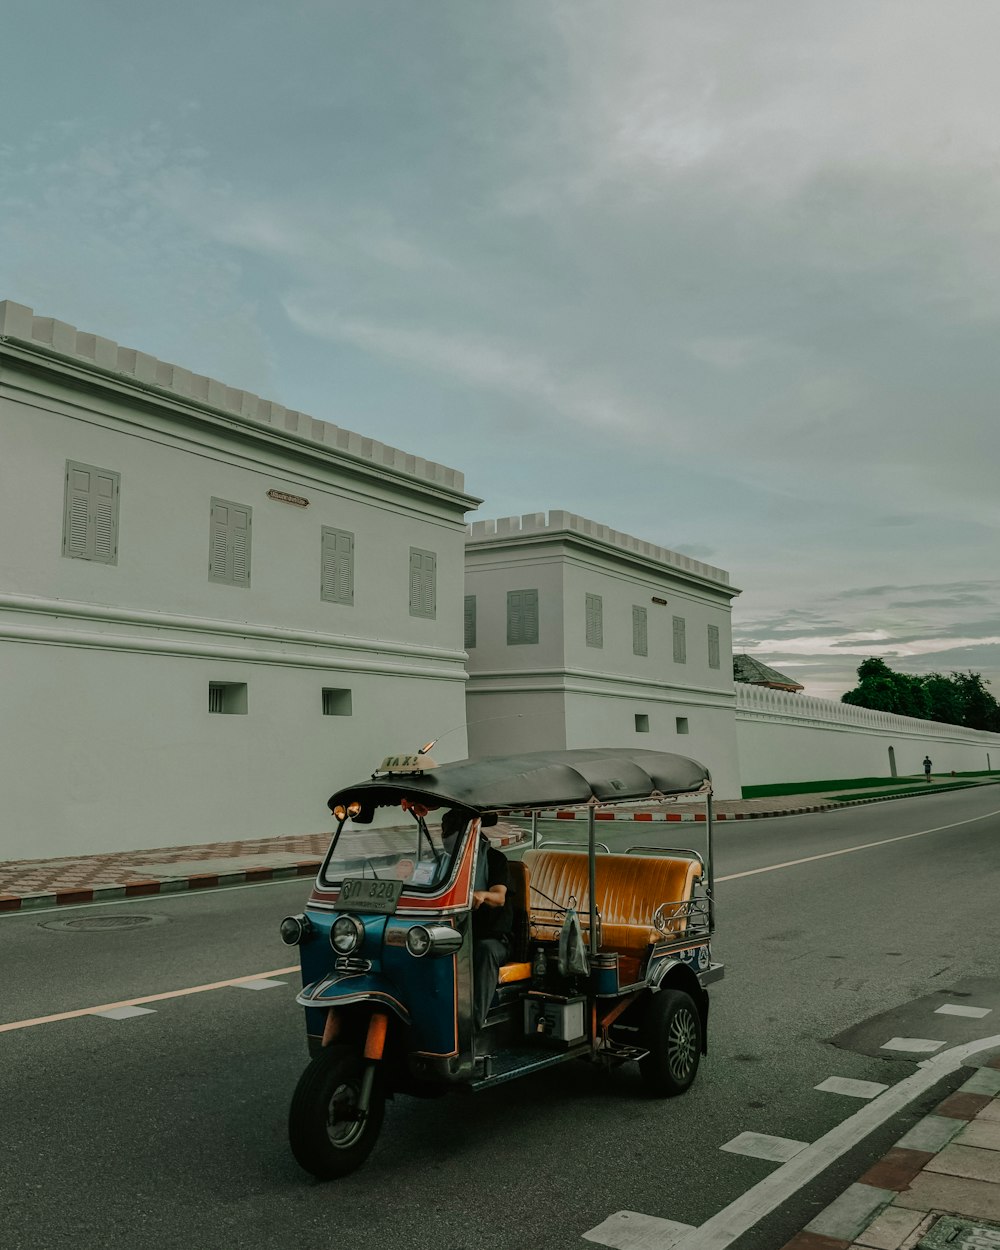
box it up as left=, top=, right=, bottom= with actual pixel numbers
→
left=298, top=908, right=462, bottom=1057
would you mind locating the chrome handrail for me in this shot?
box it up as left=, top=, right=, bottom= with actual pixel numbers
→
left=534, top=838, right=611, bottom=853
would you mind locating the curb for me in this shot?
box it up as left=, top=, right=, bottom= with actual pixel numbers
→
left=0, top=827, right=528, bottom=913
left=779, top=1062, right=1000, bottom=1250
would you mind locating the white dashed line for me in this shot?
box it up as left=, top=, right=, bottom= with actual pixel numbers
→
left=91, top=1006, right=157, bottom=1020
left=230, top=979, right=287, bottom=991
left=720, top=1133, right=807, bottom=1163
left=583, top=1211, right=695, bottom=1249
left=936, top=1004, right=992, bottom=1018
left=880, top=1037, right=946, bottom=1053
left=814, top=1076, right=889, bottom=1100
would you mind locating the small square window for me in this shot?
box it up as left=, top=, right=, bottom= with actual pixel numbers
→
left=209, top=682, right=247, bottom=714
left=676, top=716, right=689, bottom=735
left=635, top=713, right=649, bottom=733
left=322, top=688, right=353, bottom=716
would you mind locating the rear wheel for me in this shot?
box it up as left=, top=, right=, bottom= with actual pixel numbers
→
left=288, top=1044, right=385, bottom=1179
left=639, top=988, right=702, bottom=1097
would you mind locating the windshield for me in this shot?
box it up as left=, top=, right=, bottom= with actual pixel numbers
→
left=320, top=805, right=471, bottom=892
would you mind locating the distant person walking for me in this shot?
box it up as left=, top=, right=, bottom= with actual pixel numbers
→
left=923, top=755, right=933, bottom=782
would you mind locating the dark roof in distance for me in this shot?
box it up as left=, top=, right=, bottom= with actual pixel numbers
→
left=733, top=653, right=804, bottom=692
left=328, top=747, right=711, bottom=816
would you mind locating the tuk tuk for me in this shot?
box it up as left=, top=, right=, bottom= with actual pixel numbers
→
left=280, top=746, right=723, bottom=1179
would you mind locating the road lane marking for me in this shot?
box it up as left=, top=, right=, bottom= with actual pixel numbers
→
left=716, top=807, right=1000, bottom=883
left=815, top=1076, right=888, bottom=1099
left=719, top=1132, right=807, bottom=1162
left=92, top=1006, right=157, bottom=1020
left=230, top=978, right=287, bottom=991
left=881, top=1037, right=945, bottom=1053
left=937, top=1004, right=992, bottom=1018
left=0, top=966, right=298, bottom=1034
left=583, top=1211, right=695, bottom=1249
left=662, top=1033, right=1000, bottom=1250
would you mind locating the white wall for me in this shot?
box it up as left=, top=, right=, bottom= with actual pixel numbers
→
left=0, top=301, right=476, bottom=859
left=736, top=686, right=1000, bottom=786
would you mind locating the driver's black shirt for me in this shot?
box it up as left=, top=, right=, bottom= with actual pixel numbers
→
left=472, top=846, right=513, bottom=942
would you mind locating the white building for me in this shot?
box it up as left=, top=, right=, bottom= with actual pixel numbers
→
left=0, top=301, right=479, bottom=859
left=464, top=512, right=742, bottom=797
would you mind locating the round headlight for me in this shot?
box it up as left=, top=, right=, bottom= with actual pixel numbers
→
left=405, top=925, right=432, bottom=958
left=279, top=914, right=309, bottom=946
left=331, top=914, right=365, bottom=954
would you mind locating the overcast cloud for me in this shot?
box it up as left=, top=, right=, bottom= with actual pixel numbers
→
left=3, top=1, right=998, bottom=700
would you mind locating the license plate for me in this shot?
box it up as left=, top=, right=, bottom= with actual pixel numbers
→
left=337, top=878, right=404, bottom=915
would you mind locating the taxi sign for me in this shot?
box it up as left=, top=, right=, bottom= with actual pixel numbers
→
left=377, top=753, right=437, bottom=774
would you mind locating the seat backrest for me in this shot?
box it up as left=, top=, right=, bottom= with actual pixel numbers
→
left=522, top=850, right=701, bottom=931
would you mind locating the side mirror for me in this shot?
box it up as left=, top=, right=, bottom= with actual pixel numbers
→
left=480, top=812, right=498, bottom=827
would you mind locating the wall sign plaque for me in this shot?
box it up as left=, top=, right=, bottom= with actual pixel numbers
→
left=266, top=489, right=309, bottom=507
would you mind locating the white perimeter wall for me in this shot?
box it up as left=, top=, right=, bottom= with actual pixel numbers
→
left=736, top=685, right=1000, bottom=786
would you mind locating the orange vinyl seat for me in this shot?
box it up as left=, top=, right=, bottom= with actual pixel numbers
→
left=497, top=962, right=533, bottom=984
left=521, top=849, right=702, bottom=958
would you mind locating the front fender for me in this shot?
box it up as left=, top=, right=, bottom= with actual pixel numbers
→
left=297, top=971, right=412, bottom=1025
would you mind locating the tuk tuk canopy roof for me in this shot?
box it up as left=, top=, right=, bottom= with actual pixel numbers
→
left=328, top=747, right=710, bottom=816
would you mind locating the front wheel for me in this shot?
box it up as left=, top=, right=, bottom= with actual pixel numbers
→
left=288, top=1044, right=385, bottom=1179
left=639, top=988, right=702, bottom=1097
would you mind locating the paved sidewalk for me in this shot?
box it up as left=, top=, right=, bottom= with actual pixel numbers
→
left=780, top=1058, right=1000, bottom=1250
left=0, top=778, right=989, bottom=913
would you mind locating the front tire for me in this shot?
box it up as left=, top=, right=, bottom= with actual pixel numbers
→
left=639, top=988, right=702, bottom=1097
left=288, top=1044, right=385, bottom=1179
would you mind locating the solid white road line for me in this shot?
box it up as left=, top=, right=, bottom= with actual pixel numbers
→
left=0, top=966, right=299, bottom=1033
left=663, top=1033, right=1000, bottom=1250
left=715, top=807, right=1000, bottom=883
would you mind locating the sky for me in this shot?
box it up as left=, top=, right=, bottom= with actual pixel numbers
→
left=3, top=1, right=998, bottom=701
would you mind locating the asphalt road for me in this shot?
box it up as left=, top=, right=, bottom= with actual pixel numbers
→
left=2, top=786, right=1000, bottom=1250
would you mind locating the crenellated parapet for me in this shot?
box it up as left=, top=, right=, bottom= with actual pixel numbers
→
left=0, top=300, right=469, bottom=497
left=467, top=510, right=732, bottom=588
left=735, top=682, right=1000, bottom=745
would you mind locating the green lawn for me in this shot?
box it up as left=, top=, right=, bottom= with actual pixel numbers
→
left=741, top=770, right=995, bottom=799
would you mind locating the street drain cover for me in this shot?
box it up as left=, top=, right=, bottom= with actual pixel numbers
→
left=40, top=914, right=167, bottom=933
left=919, top=1215, right=1000, bottom=1247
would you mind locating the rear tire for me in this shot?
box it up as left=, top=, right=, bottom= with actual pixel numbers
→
left=639, top=988, right=702, bottom=1097
left=288, top=1044, right=385, bottom=1179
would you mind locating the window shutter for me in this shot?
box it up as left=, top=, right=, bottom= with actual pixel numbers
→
left=210, top=497, right=251, bottom=586
left=63, top=462, right=119, bottom=564
left=464, top=595, right=477, bottom=648
left=632, top=605, right=648, bottom=656
left=322, top=528, right=354, bottom=605
left=409, top=548, right=436, bottom=618
left=707, top=624, right=720, bottom=669
left=506, top=589, right=538, bottom=645
left=230, top=505, right=251, bottom=586
left=586, top=593, right=603, bottom=648
left=672, top=615, right=687, bottom=664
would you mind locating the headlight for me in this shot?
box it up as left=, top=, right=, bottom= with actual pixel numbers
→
left=405, top=925, right=432, bottom=957
left=279, top=914, right=312, bottom=946
left=405, top=924, right=462, bottom=958
left=331, top=914, right=365, bottom=954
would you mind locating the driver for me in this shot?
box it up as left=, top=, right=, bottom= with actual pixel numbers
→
left=442, top=810, right=513, bottom=1029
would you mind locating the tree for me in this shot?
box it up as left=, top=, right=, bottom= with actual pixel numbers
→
left=950, top=671, right=1000, bottom=732
left=842, top=659, right=1000, bottom=730
left=841, top=658, right=899, bottom=712
left=922, top=673, right=964, bottom=725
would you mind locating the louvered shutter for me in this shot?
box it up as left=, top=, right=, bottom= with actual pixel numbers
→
left=672, top=615, right=687, bottom=664
left=409, top=548, right=436, bottom=618
left=632, top=605, right=648, bottom=656
left=523, top=589, right=539, bottom=643
left=464, top=595, right=477, bottom=648
left=63, top=462, right=119, bottom=564
left=210, top=498, right=251, bottom=586
left=586, top=593, right=603, bottom=648
left=707, top=624, right=720, bottom=669
left=322, top=528, right=354, bottom=605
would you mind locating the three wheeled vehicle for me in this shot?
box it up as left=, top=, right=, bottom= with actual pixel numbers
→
left=280, top=747, right=723, bottom=1178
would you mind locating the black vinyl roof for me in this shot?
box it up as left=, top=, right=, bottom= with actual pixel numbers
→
left=328, top=747, right=710, bottom=815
